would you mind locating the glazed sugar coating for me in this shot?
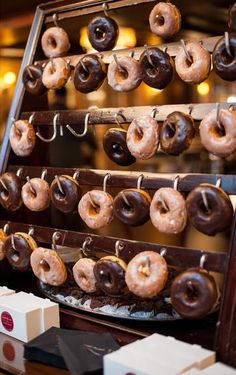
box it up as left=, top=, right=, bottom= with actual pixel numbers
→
left=149, top=2, right=181, bottom=38
left=107, top=56, right=142, bottom=92
left=73, top=258, right=97, bottom=293
left=41, top=27, right=70, bottom=58
left=22, top=178, right=50, bottom=211
left=9, top=120, right=36, bottom=157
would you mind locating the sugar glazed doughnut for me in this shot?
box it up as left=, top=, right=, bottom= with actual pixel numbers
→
left=73, top=54, right=107, bottom=93
left=171, top=269, right=218, bottom=319
left=175, top=41, right=211, bottom=84
left=212, top=33, right=236, bottom=81
left=103, top=128, right=136, bottom=166
left=88, top=16, right=118, bottom=52
left=4, top=232, right=37, bottom=272
left=50, top=175, right=81, bottom=213
left=139, top=47, right=174, bottom=89
left=107, top=56, right=142, bottom=92
left=42, top=58, right=71, bottom=90
left=93, top=255, right=127, bottom=296
left=113, top=189, right=151, bottom=226
left=149, top=2, right=181, bottom=38
left=22, top=177, right=50, bottom=212
left=0, top=172, right=22, bottom=211
left=73, top=258, right=97, bottom=293
left=23, top=65, right=47, bottom=96
left=9, top=120, right=36, bottom=157
left=125, top=251, right=168, bottom=298
left=186, top=183, right=234, bottom=236
left=41, top=26, right=70, bottom=58
left=160, top=111, right=195, bottom=155
left=127, top=115, right=159, bottom=159
left=78, top=190, right=114, bottom=229
left=0, top=229, right=7, bottom=261
left=199, top=108, right=236, bottom=157
left=30, top=247, right=67, bottom=286
left=150, top=188, right=187, bottom=234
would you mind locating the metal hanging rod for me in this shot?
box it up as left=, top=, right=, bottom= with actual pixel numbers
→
left=0, top=220, right=227, bottom=273
left=21, top=102, right=234, bottom=126
left=7, top=166, right=236, bottom=194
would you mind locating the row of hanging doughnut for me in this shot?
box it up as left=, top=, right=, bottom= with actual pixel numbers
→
left=23, top=30, right=236, bottom=97
left=9, top=105, right=236, bottom=160
left=0, top=224, right=218, bottom=319
left=0, top=170, right=234, bottom=236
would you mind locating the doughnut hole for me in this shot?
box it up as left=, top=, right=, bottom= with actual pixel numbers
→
left=115, top=68, right=129, bottom=82
left=155, top=14, right=165, bottom=26
left=185, top=281, right=199, bottom=302
left=134, top=127, right=143, bottom=142
left=210, top=124, right=226, bottom=138
left=95, top=27, right=106, bottom=40
left=10, top=248, right=20, bottom=263
left=220, top=47, right=235, bottom=65
left=47, top=36, right=57, bottom=49
left=112, top=142, right=123, bottom=156
left=156, top=200, right=169, bottom=215
left=40, top=259, right=50, bottom=272
left=199, top=199, right=212, bottom=216
left=100, top=270, right=113, bottom=288
left=0, top=185, right=9, bottom=200
left=163, top=123, right=176, bottom=139
left=88, top=202, right=100, bottom=216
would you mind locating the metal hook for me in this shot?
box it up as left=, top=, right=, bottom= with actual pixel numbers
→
left=120, top=191, right=132, bottom=208
left=3, top=223, right=9, bottom=234
left=163, top=45, right=168, bottom=54
left=114, top=112, right=126, bottom=129
left=79, top=58, right=89, bottom=74
left=137, top=174, right=144, bottom=190
left=52, top=13, right=59, bottom=28
left=50, top=56, right=55, bottom=72
left=160, top=248, right=167, bottom=257
left=180, top=39, right=192, bottom=64
left=216, top=103, right=224, bottom=131
left=82, top=237, right=92, bottom=257
left=29, top=113, right=35, bottom=124
left=73, top=170, right=80, bottom=181
left=200, top=254, right=208, bottom=269
left=88, top=192, right=98, bottom=209
left=115, top=240, right=124, bottom=258
left=173, top=175, right=180, bottom=191
left=188, top=105, right=193, bottom=115
left=26, top=66, right=34, bottom=80
left=159, top=193, right=169, bottom=212
left=52, top=231, right=61, bottom=251
left=0, top=178, right=8, bottom=191
left=36, top=113, right=58, bottom=143
left=216, top=177, right=222, bottom=188
left=66, top=113, right=90, bottom=138
left=129, top=50, right=134, bottom=58
left=16, top=168, right=23, bottom=178
left=201, top=190, right=209, bottom=212
left=102, top=2, right=109, bottom=17
left=55, top=175, right=65, bottom=195
left=41, top=169, right=47, bottom=180
left=151, top=107, right=158, bottom=119
left=144, top=45, right=156, bottom=68
left=11, top=234, right=16, bottom=250
left=26, top=176, right=36, bottom=195
left=28, top=227, right=34, bottom=236
left=225, top=31, right=233, bottom=58
left=113, top=54, right=126, bottom=73
left=103, top=173, right=111, bottom=192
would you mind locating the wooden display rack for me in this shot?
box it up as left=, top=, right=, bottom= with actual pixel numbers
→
left=0, top=0, right=236, bottom=368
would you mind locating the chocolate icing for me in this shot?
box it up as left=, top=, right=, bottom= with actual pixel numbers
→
left=212, top=33, right=236, bottom=81
left=73, top=54, right=107, bottom=93
left=0, top=172, right=22, bottom=211
left=103, top=128, right=136, bottom=166
left=4, top=234, right=33, bottom=271
left=23, top=65, right=47, bottom=96
left=50, top=176, right=81, bottom=213
left=171, top=269, right=217, bottom=319
left=186, top=183, right=233, bottom=236
left=88, top=16, right=118, bottom=51
left=94, top=258, right=126, bottom=296
left=139, top=47, right=174, bottom=89
left=160, top=111, right=195, bottom=155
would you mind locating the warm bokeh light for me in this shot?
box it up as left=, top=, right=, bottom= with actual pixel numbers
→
left=144, top=84, right=163, bottom=97
left=227, top=95, right=236, bottom=103
left=197, top=82, right=210, bottom=96
left=3, top=71, right=16, bottom=86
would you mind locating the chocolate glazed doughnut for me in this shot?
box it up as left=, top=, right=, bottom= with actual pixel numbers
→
left=186, top=184, right=234, bottom=236
left=113, top=189, right=151, bottom=226
left=0, top=172, right=22, bottom=211
left=171, top=269, right=218, bottom=319
left=160, top=111, right=195, bottom=155
left=139, top=47, right=174, bottom=89
left=73, top=54, right=107, bottom=93
left=103, top=128, right=136, bottom=166
left=50, top=175, right=81, bottom=213
left=4, top=232, right=37, bottom=271
left=93, top=256, right=127, bottom=296
left=88, top=16, right=118, bottom=51
left=23, top=65, right=47, bottom=96
left=212, top=33, right=236, bottom=81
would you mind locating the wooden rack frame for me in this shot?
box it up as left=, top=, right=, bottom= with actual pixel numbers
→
left=0, top=0, right=236, bottom=367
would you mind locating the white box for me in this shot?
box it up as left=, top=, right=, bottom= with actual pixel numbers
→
left=0, top=332, right=25, bottom=373
left=0, top=287, right=15, bottom=297
left=201, top=362, right=236, bottom=374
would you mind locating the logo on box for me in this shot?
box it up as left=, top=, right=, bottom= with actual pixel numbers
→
left=1, top=311, right=14, bottom=332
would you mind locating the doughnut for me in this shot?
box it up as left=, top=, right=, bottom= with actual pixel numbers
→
left=93, top=255, right=127, bottom=296
left=78, top=190, right=113, bottom=229
left=126, top=115, right=159, bottom=159
left=42, top=58, right=70, bottom=90
left=88, top=16, right=118, bottom=52
left=199, top=108, right=236, bottom=157
left=160, top=111, right=195, bottom=155
left=50, top=175, right=81, bottom=213
left=171, top=269, right=218, bottom=319
left=73, top=258, right=97, bottom=293
left=23, top=65, right=47, bottom=96
left=9, top=120, right=36, bottom=157
left=113, top=189, right=151, bottom=226
left=186, top=183, right=234, bottom=236
left=21, top=177, right=50, bottom=212
left=103, top=128, right=136, bottom=166
left=41, top=26, right=70, bottom=58
left=149, top=2, right=181, bottom=38
left=0, top=229, right=7, bottom=261
left=0, top=172, right=22, bottom=211
left=139, top=47, right=174, bottom=89
left=30, top=247, right=67, bottom=286
left=107, top=56, right=142, bottom=92
left=229, top=3, right=236, bottom=31
left=212, top=33, right=236, bottom=81
left=150, top=188, right=187, bottom=234
left=73, top=54, right=106, bottom=93
left=125, top=251, right=168, bottom=298
left=4, top=232, right=37, bottom=272
left=175, top=41, right=211, bottom=84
